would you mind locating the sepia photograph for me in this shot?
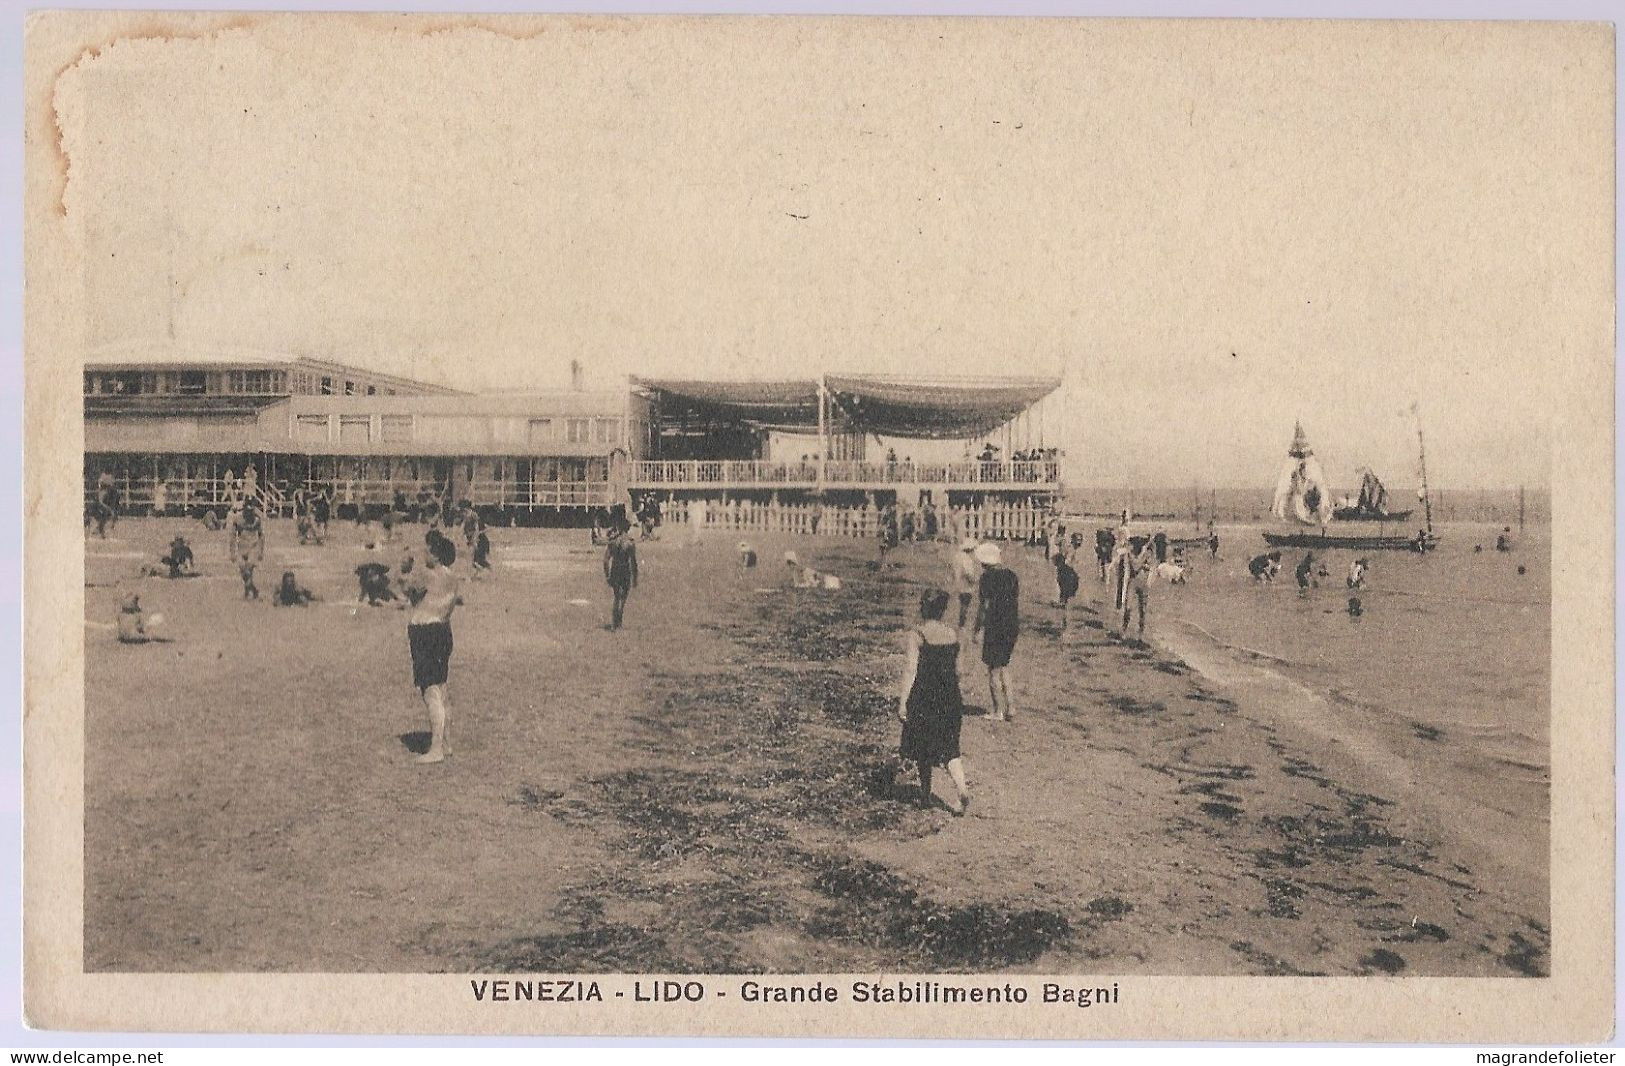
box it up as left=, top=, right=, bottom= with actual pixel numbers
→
left=22, top=10, right=1614, bottom=1040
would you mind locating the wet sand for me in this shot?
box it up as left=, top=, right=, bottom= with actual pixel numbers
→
left=84, top=519, right=1548, bottom=975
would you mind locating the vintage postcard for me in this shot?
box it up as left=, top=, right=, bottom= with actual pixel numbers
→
left=22, top=11, right=1614, bottom=1040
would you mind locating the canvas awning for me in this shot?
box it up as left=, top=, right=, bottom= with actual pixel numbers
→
left=631, top=378, right=821, bottom=430
left=635, top=374, right=1059, bottom=440
left=826, top=374, right=1060, bottom=440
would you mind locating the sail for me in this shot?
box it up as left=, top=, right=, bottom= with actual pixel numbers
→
left=1270, top=421, right=1335, bottom=526
left=1352, top=468, right=1390, bottom=514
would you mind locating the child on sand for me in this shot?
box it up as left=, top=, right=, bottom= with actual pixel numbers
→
left=115, top=593, right=169, bottom=644
left=1295, top=551, right=1316, bottom=597
left=273, top=571, right=317, bottom=607
left=896, top=588, right=971, bottom=815
left=230, top=501, right=265, bottom=600
left=404, top=533, right=463, bottom=764
left=159, top=535, right=194, bottom=578
left=355, top=562, right=396, bottom=605
left=472, top=528, right=492, bottom=574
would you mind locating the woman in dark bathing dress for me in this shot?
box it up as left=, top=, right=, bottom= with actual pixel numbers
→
left=896, top=588, right=971, bottom=815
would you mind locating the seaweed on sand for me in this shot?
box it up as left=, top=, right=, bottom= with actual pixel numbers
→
left=804, top=855, right=1072, bottom=970
left=474, top=924, right=742, bottom=974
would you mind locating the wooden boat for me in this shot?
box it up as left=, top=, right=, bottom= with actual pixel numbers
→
left=1262, top=528, right=1434, bottom=552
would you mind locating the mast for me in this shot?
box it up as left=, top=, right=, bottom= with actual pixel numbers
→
left=1416, top=409, right=1434, bottom=533
left=816, top=375, right=828, bottom=492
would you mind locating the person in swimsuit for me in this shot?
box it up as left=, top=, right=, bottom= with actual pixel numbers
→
left=972, top=542, right=1020, bottom=722
left=311, top=489, right=332, bottom=541
left=1122, top=538, right=1155, bottom=640
left=896, top=588, right=970, bottom=815
left=951, top=539, right=979, bottom=628
left=273, top=571, right=317, bottom=607
left=230, top=500, right=265, bottom=600
left=1094, top=528, right=1116, bottom=581
left=1053, top=548, right=1080, bottom=629
left=404, top=532, right=463, bottom=764
left=603, top=519, right=639, bottom=630
left=355, top=561, right=396, bottom=605
left=115, top=593, right=170, bottom=644
left=1295, top=551, right=1316, bottom=597
left=159, top=534, right=195, bottom=578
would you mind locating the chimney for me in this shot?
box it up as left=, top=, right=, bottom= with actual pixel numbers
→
left=570, top=359, right=584, bottom=391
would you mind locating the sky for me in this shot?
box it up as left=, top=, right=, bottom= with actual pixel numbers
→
left=54, top=15, right=1609, bottom=488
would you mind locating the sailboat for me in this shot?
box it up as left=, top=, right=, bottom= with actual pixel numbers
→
left=1332, top=468, right=1413, bottom=522
left=1261, top=419, right=1438, bottom=551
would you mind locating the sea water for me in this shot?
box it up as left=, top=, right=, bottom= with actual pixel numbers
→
left=1143, top=521, right=1550, bottom=880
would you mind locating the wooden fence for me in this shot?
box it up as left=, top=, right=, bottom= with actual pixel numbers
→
left=662, top=499, right=1052, bottom=542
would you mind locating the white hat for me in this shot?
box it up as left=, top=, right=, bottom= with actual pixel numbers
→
left=973, top=542, right=1001, bottom=566
left=959, top=539, right=977, bottom=552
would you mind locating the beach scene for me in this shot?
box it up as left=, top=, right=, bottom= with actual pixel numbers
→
left=83, top=488, right=1548, bottom=977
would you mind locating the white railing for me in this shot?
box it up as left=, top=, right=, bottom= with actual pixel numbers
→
left=630, top=459, right=1059, bottom=487
left=88, top=476, right=612, bottom=513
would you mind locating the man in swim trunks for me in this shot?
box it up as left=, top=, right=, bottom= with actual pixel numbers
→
left=972, top=542, right=1020, bottom=722
left=404, top=532, right=462, bottom=764
left=603, top=518, right=639, bottom=630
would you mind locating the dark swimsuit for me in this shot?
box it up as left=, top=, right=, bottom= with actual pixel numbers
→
left=901, top=634, right=964, bottom=767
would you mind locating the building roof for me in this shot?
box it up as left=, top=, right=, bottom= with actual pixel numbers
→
left=84, top=341, right=465, bottom=395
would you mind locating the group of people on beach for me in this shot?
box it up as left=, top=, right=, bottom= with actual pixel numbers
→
left=889, top=538, right=1024, bottom=814
left=891, top=512, right=1197, bottom=813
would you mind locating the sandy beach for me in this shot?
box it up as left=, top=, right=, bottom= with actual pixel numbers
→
left=84, top=517, right=1549, bottom=976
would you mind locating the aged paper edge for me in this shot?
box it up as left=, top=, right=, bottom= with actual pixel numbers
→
left=20, top=10, right=1616, bottom=1040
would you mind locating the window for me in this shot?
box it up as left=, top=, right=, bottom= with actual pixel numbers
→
left=565, top=418, right=591, bottom=443
left=344, top=380, right=357, bottom=396
left=319, top=376, right=333, bottom=396
left=366, top=384, right=377, bottom=396
left=338, top=415, right=371, bottom=444
left=295, top=414, right=329, bottom=443
left=594, top=419, right=619, bottom=444
left=83, top=373, right=96, bottom=394
left=380, top=415, right=413, bottom=443
left=176, top=371, right=206, bottom=396
left=102, top=371, right=144, bottom=395
left=527, top=419, right=554, bottom=446
left=228, top=369, right=281, bottom=394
